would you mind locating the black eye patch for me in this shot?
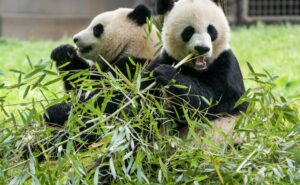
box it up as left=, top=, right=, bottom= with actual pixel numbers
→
left=93, top=24, right=104, bottom=38
left=207, top=24, right=218, bottom=41
left=181, top=26, right=195, bottom=42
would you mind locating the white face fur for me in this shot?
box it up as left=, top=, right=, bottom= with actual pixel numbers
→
left=162, top=0, right=230, bottom=71
left=73, top=8, right=159, bottom=66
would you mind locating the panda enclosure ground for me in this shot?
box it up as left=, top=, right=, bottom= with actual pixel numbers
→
left=0, top=24, right=300, bottom=184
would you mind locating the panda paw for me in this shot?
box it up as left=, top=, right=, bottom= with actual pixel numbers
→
left=51, top=44, right=77, bottom=67
left=153, top=64, right=177, bottom=85
left=44, top=102, right=71, bottom=127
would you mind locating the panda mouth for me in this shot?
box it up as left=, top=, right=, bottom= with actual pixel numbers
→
left=194, top=56, right=207, bottom=69
left=79, top=46, right=93, bottom=53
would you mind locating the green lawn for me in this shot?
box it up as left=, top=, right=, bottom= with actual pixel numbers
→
left=231, top=23, right=300, bottom=97
left=0, top=39, right=68, bottom=117
left=0, top=24, right=300, bottom=184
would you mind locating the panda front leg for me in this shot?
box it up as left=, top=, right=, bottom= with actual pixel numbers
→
left=152, top=64, right=215, bottom=110
left=51, top=44, right=91, bottom=91
left=43, top=44, right=94, bottom=126
left=41, top=44, right=86, bottom=127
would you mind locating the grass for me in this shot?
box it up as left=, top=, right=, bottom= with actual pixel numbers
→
left=0, top=24, right=300, bottom=184
left=0, top=39, right=66, bottom=116
left=231, top=23, right=300, bottom=97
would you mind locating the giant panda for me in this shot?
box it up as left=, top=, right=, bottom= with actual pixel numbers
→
left=22, top=5, right=160, bottom=159
left=141, top=0, right=248, bottom=144
left=46, top=4, right=159, bottom=126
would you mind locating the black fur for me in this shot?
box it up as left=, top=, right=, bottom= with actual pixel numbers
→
left=127, top=4, right=151, bottom=25
left=141, top=49, right=248, bottom=121
left=93, top=24, right=104, bottom=38
left=44, top=102, right=71, bottom=127
left=207, top=24, right=218, bottom=41
left=156, top=0, right=174, bottom=15
left=181, top=26, right=195, bottom=42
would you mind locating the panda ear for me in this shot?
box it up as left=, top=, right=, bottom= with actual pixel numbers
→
left=212, top=0, right=219, bottom=5
left=211, top=0, right=225, bottom=11
left=156, top=0, right=174, bottom=15
left=128, top=4, right=151, bottom=26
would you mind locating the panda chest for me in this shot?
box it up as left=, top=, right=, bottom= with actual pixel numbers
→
left=178, top=67, right=204, bottom=81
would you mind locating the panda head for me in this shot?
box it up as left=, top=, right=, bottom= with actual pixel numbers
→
left=73, top=5, right=159, bottom=65
left=158, top=0, right=230, bottom=71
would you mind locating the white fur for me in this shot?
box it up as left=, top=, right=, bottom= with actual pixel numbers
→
left=73, top=8, right=159, bottom=67
left=162, top=0, right=230, bottom=64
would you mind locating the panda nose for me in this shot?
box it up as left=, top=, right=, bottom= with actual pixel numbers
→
left=194, top=46, right=210, bottom=55
left=73, top=37, right=79, bottom=43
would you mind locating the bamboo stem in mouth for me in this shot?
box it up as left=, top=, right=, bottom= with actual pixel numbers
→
left=174, top=54, right=194, bottom=69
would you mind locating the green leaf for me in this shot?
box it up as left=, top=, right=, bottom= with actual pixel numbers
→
left=32, top=74, right=46, bottom=89
left=26, top=55, right=33, bottom=69
left=93, top=167, right=99, bottom=185
left=109, top=158, right=117, bottom=179
left=9, top=69, right=25, bottom=74
left=42, top=69, right=58, bottom=76
left=43, top=77, right=62, bottom=87
left=24, top=67, right=44, bottom=79
left=173, top=84, right=188, bottom=89
left=23, top=85, right=31, bottom=98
